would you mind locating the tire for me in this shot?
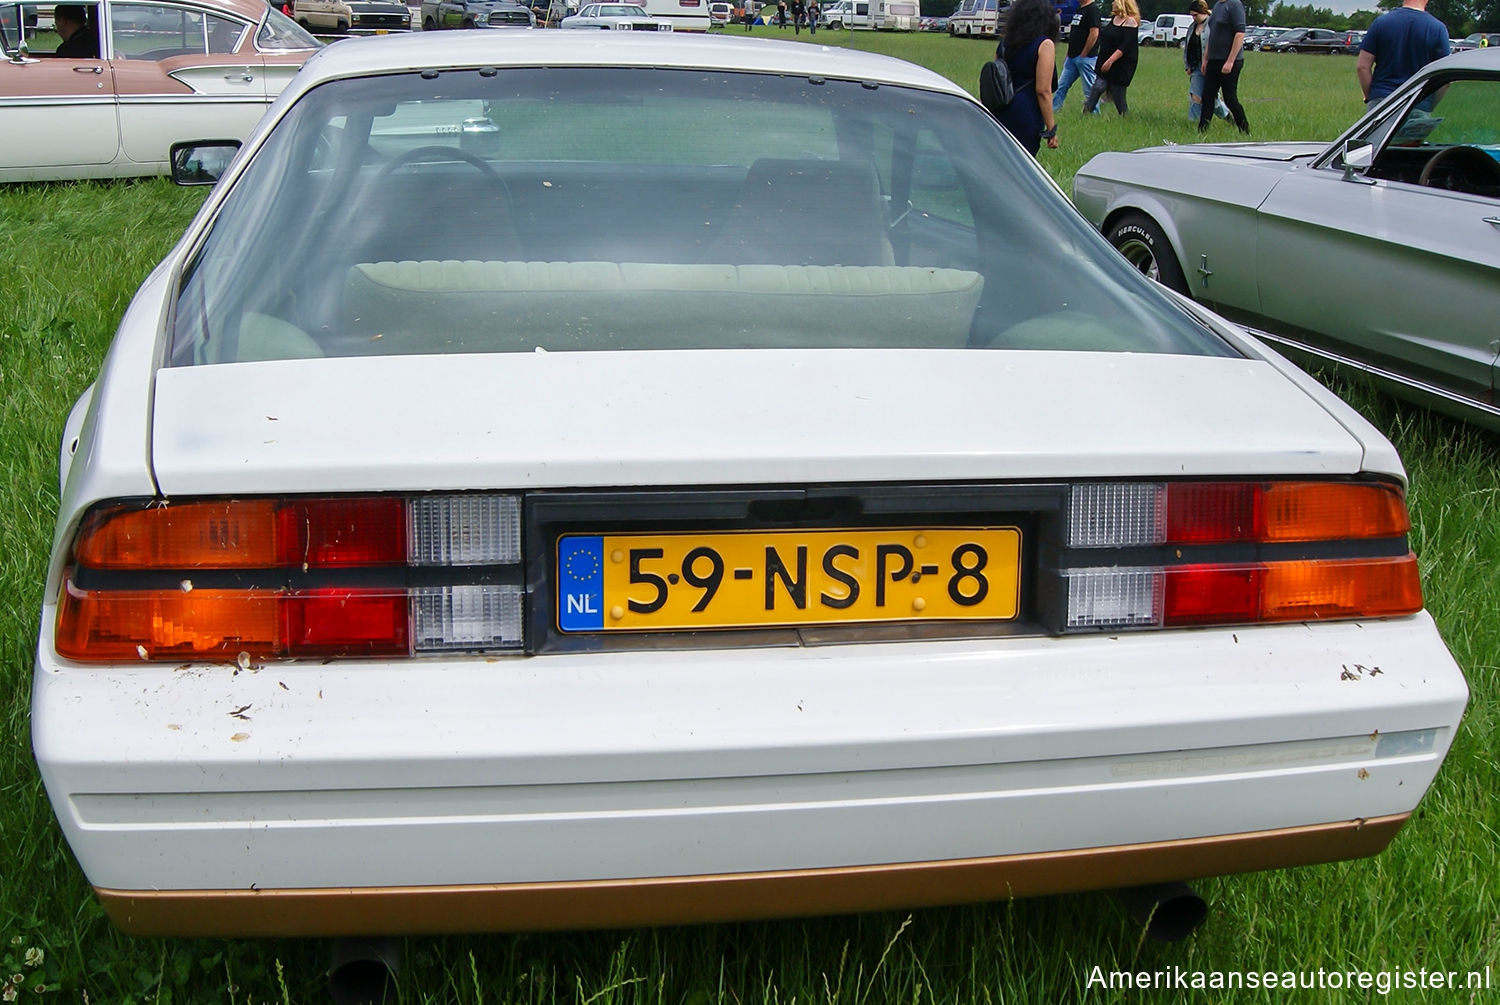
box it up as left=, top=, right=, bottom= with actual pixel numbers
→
left=1290, top=45, right=1302, bottom=52
left=423, top=15, right=436, bottom=27
left=829, top=18, right=840, bottom=28
left=1106, top=213, right=1190, bottom=296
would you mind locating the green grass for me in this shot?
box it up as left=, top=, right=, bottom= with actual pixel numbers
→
left=2, top=43, right=1498, bottom=1004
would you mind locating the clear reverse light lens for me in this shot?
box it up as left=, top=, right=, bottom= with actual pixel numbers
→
left=413, top=585, right=524, bottom=651
left=1068, top=483, right=1164, bottom=548
left=1065, top=567, right=1162, bottom=628
left=409, top=494, right=522, bottom=566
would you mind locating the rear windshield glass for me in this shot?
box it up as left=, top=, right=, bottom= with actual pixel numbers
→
left=170, top=67, right=1235, bottom=364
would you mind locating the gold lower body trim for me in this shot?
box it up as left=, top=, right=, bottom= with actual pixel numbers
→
left=98, top=814, right=1407, bottom=936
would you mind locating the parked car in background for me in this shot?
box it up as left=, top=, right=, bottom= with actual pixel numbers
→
left=1247, top=26, right=1291, bottom=49
left=1450, top=32, right=1498, bottom=51
left=294, top=0, right=411, bottom=33
left=0, top=0, right=318, bottom=182
left=1152, top=12, right=1191, bottom=45
left=1135, top=20, right=1152, bottom=44
left=35, top=30, right=1467, bottom=943
left=1339, top=28, right=1364, bottom=53
left=560, top=2, right=670, bottom=28
left=708, top=0, right=730, bottom=24
left=1074, top=47, right=1500, bottom=431
left=1242, top=24, right=1278, bottom=48
left=1263, top=26, right=1344, bottom=52
left=421, top=0, right=534, bottom=27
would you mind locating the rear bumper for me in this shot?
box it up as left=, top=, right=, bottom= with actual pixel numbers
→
left=99, top=815, right=1407, bottom=936
left=34, top=613, right=1467, bottom=935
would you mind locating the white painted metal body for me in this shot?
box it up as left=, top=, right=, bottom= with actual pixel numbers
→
left=32, top=33, right=1469, bottom=920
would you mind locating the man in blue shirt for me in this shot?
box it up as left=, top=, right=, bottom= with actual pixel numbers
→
left=1357, top=0, right=1449, bottom=106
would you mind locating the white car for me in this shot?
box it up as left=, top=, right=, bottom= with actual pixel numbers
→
left=35, top=31, right=1467, bottom=940
left=559, top=2, right=668, bottom=28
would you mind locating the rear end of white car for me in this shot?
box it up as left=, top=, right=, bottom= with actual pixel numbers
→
left=32, top=34, right=1468, bottom=937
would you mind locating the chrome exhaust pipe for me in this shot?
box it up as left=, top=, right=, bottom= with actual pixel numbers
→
left=328, top=936, right=402, bottom=1005
left=1117, top=881, right=1208, bottom=942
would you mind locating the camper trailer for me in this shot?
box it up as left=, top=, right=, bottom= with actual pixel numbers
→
left=947, top=0, right=1002, bottom=36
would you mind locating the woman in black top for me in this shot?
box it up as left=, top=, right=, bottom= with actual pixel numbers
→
left=1082, top=0, right=1140, bottom=115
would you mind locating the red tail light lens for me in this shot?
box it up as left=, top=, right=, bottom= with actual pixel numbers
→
left=276, top=499, right=407, bottom=568
left=1163, top=565, right=1262, bottom=625
left=282, top=589, right=410, bottom=658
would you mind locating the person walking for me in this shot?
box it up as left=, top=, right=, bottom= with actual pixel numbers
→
left=1184, top=0, right=1231, bottom=122
left=1053, top=0, right=1100, bottom=114
left=1082, top=0, right=1140, bottom=115
left=791, top=0, right=804, bottom=32
left=1356, top=0, right=1448, bottom=107
left=1198, top=0, right=1249, bottom=133
left=777, top=0, right=787, bottom=27
left=990, top=0, right=1060, bottom=156
left=808, top=0, right=818, bottom=32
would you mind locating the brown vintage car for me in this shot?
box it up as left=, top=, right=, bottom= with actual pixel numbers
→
left=0, top=0, right=320, bottom=181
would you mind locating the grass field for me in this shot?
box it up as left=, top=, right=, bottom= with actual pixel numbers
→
left=2, top=40, right=1497, bottom=1005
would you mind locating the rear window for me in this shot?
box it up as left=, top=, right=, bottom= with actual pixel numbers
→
left=171, top=67, right=1235, bottom=364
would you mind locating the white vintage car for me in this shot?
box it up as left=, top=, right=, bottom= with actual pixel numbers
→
left=0, top=0, right=320, bottom=181
left=34, top=32, right=1467, bottom=941
left=1074, top=48, right=1500, bottom=432
left=559, top=2, right=668, bottom=28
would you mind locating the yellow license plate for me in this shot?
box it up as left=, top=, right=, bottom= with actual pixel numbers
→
left=556, top=527, right=1020, bottom=632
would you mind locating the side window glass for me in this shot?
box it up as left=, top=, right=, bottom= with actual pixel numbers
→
left=16, top=1, right=103, bottom=57
left=909, top=130, right=972, bottom=228
left=1418, top=79, right=1499, bottom=149
left=112, top=3, right=207, bottom=58
left=1366, top=76, right=1500, bottom=194
left=205, top=13, right=248, bottom=52
left=255, top=5, right=321, bottom=49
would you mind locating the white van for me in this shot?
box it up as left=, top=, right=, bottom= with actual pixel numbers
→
left=1152, top=12, right=1192, bottom=45
left=820, top=0, right=873, bottom=28
left=947, top=0, right=1001, bottom=36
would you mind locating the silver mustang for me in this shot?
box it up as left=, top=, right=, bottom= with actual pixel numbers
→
left=1073, top=48, right=1500, bottom=431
